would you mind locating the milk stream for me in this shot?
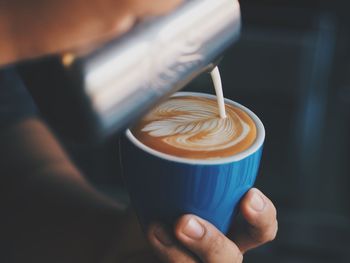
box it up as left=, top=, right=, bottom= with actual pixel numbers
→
left=210, top=67, right=226, bottom=119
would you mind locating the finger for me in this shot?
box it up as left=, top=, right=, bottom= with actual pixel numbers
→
left=87, top=0, right=183, bottom=49
left=148, top=224, right=199, bottom=263
left=62, top=0, right=183, bottom=60
left=130, top=0, right=184, bottom=17
left=174, top=215, right=243, bottom=263
left=230, top=188, right=278, bottom=253
left=61, top=12, right=136, bottom=58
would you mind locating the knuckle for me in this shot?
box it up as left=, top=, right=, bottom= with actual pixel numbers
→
left=112, top=15, right=135, bottom=34
left=263, top=194, right=277, bottom=219
left=255, top=219, right=278, bottom=243
left=271, top=203, right=278, bottom=220
left=266, top=219, right=278, bottom=242
left=263, top=229, right=276, bottom=243
left=203, top=233, right=242, bottom=262
left=235, top=252, right=244, bottom=263
left=270, top=219, right=278, bottom=241
left=249, top=221, right=277, bottom=244
left=208, top=233, right=226, bottom=254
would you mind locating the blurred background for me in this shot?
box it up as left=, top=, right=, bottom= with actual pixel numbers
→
left=19, top=0, right=350, bottom=262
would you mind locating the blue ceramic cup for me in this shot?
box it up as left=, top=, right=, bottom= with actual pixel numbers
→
left=121, top=92, right=265, bottom=234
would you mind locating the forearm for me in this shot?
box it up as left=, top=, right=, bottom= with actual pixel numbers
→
left=0, top=117, right=120, bottom=210
left=0, top=118, right=123, bottom=262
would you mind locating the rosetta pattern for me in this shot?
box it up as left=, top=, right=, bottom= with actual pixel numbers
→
left=141, top=97, right=250, bottom=152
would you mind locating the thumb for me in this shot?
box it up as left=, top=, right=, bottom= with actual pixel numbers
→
left=174, top=215, right=243, bottom=263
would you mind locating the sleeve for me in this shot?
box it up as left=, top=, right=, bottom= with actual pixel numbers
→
left=0, top=66, right=38, bottom=129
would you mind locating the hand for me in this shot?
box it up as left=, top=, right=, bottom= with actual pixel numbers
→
left=148, top=188, right=278, bottom=262
left=0, top=0, right=183, bottom=65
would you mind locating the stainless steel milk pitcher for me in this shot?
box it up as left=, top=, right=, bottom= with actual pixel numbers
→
left=61, top=0, right=241, bottom=141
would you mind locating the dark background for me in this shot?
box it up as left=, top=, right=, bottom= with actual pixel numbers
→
left=188, top=1, right=350, bottom=261
left=20, top=0, right=350, bottom=262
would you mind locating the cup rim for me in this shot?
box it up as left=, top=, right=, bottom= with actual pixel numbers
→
left=126, top=92, right=265, bottom=165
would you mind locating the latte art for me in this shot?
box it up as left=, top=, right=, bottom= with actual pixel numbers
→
left=142, top=98, right=249, bottom=151
left=132, top=96, right=257, bottom=159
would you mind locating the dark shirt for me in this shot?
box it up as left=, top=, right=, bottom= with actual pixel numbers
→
left=0, top=67, right=38, bottom=263
left=0, top=67, right=37, bottom=128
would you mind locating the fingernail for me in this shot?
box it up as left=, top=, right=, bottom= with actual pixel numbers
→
left=182, top=218, right=205, bottom=240
left=250, top=191, right=266, bottom=212
left=154, top=225, right=173, bottom=246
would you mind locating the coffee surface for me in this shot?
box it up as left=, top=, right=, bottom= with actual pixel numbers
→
left=132, top=96, right=257, bottom=159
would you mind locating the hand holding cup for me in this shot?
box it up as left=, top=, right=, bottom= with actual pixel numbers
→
left=148, top=188, right=277, bottom=263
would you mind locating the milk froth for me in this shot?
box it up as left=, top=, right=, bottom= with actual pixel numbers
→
left=132, top=96, right=256, bottom=159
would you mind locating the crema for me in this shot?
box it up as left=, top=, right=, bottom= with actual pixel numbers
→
left=131, top=96, right=257, bottom=159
